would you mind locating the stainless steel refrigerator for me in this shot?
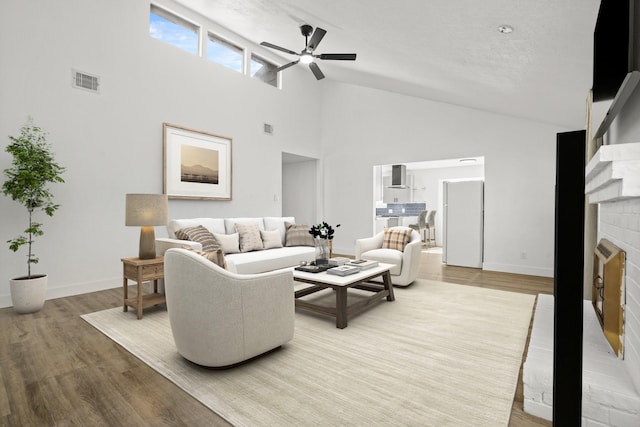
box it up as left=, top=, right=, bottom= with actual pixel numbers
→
left=442, top=180, right=484, bottom=268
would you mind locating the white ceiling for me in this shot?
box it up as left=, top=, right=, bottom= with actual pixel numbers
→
left=174, top=0, right=602, bottom=129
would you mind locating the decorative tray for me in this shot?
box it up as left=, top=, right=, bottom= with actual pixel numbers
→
left=294, top=264, right=334, bottom=273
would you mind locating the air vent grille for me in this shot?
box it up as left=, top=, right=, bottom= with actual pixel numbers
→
left=72, top=69, right=100, bottom=93
left=263, top=123, right=274, bottom=135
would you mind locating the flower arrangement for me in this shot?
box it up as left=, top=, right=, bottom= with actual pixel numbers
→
left=309, top=222, right=340, bottom=240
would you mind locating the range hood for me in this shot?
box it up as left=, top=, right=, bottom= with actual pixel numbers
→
left=387, top=164, right=408, bottom=188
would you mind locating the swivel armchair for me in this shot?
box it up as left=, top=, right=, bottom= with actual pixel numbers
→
left=164, top=248, right=294, bottom=368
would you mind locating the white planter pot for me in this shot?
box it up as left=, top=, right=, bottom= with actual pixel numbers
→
left=10, top=275, right=47, bottom=314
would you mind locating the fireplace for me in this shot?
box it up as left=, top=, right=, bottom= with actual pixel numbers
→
left=592, top=238, right=626, bottom=358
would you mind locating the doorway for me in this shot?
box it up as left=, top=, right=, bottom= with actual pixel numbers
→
left=373, top=157, right=485, bottom=246
left=282, top=152, right=318, bottom=225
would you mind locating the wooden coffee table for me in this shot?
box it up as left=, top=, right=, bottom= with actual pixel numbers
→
left=292, top=263, right=395, bottom=328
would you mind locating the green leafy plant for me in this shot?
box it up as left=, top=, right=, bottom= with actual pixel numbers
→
left=2, top=118, right=65, bottom=278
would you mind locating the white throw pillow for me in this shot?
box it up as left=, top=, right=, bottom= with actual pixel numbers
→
left=224, top=218, right=265, bottom=235
left=212, top=232, right=240, bottom=254
left=263, top=216, right=295, bottom=245
left=260, top=230, right=283, bottom=249
left=235, top=223, right=264, bottom=252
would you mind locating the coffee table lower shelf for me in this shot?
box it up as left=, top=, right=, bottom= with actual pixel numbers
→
left=293, top=265, right=395, bottom=329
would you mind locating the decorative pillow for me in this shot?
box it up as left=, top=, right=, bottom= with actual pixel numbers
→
left=264, top=216, right=295, bottom=245
left=235, top=222, right=264, bottom=252
left=382, top=227, right=412, bottom=252
left=284, top=222, right=315, bottom=247
left=212, top=232, right=240, bottom=254
left=175, top=225, right=220, bottom=252
left=182, top=246, right=226, bottom=269
left=260, top=230, right=283, bottom=249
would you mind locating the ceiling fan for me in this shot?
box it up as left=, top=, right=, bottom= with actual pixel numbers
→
left=260, top=24, right=357, bottom=80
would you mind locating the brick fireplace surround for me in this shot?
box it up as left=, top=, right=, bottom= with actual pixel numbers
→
left=524, top=142, right=640, bottom=425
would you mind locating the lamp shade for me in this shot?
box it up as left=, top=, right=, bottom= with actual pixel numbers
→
left=125, top=194, right=168, bottom=226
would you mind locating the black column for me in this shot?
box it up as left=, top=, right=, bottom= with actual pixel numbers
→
left=553, top=130, right=586, bottom=426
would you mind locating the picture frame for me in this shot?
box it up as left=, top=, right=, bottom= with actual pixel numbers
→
left=163, top=123, right=232, bottom=200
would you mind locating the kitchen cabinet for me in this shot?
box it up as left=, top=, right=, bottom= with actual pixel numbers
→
left=375, top=216, right=418, bottom=233
left=383, top=187, right=411, bottom=203
left=375, top=217, right=387, bottom=234
left=386, top=217, right=401, bottom=227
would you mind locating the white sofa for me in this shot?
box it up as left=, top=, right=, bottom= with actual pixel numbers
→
left=156, top=216, right=316, bottom=274
left=355, top=227, right=422, bottom=287
left=164, top=248, right=294, bottom=367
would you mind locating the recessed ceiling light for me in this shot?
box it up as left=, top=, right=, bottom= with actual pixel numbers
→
left=498, top=25, right=514, bottom=34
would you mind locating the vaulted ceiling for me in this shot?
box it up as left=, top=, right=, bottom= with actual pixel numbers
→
left=174, top=0, right=602, bottom=129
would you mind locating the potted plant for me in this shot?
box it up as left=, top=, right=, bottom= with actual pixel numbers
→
left=2, top=118, right=65, bottom=313
left=309, top=222, right=340, bottom=264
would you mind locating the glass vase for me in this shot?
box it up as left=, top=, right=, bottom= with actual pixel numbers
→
left=315, top=238, right=330, bottom=265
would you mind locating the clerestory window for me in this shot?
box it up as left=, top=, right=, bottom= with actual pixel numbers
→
left=206, top=32, right=244, bottom=73
left=149, top=3, right=279, bottom=88
left=149, top=4, right=200, bottom=56
left=250, top=54, right=278, bottom=88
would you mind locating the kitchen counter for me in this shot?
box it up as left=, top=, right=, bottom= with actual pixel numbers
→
left=375, top=215, right=418, bottom=231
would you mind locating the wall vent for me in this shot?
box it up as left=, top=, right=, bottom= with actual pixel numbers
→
left=72, top=69, right=100, bottom=93
left=263, top=123, right=274, bottom=135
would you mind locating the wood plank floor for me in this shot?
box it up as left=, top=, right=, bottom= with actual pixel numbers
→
left=0, top=250, right=553, bottom=426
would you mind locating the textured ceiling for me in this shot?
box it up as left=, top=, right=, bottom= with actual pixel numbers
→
left=173, top=0, right=602, bottom=129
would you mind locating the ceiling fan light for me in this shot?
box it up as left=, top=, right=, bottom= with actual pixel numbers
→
left=300, top=53, right=314, bottom=64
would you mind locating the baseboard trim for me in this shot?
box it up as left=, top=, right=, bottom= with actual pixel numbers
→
left=0, top=277, right=121, bottom=309
left=482, top=262, right=553, bottom=278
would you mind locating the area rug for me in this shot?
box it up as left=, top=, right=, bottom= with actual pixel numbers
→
left=82, top=280, right=535, bottom=426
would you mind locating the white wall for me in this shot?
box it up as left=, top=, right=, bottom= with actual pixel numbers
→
left=0, top=0, right=322, bottom=307
left=321, top=82, right=567, bottom=277
left=0, top=0, right=575, bottom=308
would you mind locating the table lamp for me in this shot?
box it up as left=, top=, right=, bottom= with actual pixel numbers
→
left=125, top=194, right=168, bottom=259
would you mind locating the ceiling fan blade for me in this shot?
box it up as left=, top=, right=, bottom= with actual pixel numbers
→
left=309, top=62, right=325, bottom=80
left=318, top=53, right=357, bottom=61
left=260, top=41, right=299, bottom=56
left=306, top=27, right=326, bottom=52
left=276, top=60, right=300, bottom=72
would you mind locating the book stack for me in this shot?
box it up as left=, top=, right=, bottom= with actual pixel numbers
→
left=328, top=257, right=350, bottom=266
left=347, top=259, right=379, bottom=270
left=327, top=265, right=361, bottom=276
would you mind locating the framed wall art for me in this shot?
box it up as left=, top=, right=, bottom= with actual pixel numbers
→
left=163, top=123, right=232, bottom=200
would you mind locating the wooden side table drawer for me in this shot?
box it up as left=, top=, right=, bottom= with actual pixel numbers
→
left=123, top=263, right=138, bottom=279
left=142, top=263, right=164, bottom=279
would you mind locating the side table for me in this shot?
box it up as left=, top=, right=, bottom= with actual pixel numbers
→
left=121, top=256, right=165, bottom=319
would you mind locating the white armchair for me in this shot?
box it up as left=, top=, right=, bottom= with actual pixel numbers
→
left=164, top=248, right=294, bottom=368
left=355, top=227, right=422, bottom=287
